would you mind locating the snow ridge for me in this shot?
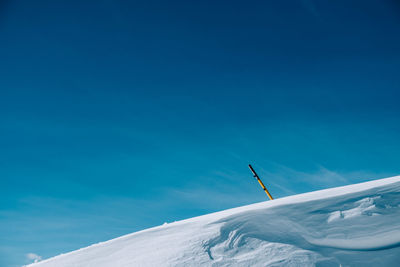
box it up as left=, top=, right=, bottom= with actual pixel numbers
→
left=29, top=176, right=400, bottom=267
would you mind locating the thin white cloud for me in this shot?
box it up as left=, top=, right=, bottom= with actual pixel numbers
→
left=26, top=253, right=42, bottom=263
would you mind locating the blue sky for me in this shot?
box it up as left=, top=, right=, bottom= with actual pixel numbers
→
left=1, top=0, right=400, bottom=266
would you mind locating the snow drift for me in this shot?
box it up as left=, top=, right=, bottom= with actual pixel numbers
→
left=28, top=176, right=400, bottom=266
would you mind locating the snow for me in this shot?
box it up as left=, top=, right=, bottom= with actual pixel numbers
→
left=27, top=175, right=400, bottom=266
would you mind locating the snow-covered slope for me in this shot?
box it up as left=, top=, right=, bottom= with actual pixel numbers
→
left=28, top=176, right=400, bottom=267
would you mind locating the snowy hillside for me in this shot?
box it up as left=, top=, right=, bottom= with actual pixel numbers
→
left=28, top=176, right=400, bottom=267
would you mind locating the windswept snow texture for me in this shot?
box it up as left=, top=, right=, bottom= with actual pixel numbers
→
left=29, top=176, right=400, bottom=267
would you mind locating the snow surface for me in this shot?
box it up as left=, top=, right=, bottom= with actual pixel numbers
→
left=28, top=176, right=400, bottom=267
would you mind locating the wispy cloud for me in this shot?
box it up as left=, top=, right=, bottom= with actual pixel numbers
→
left=159, top=163, right=394, bottom=214
left=26, top=253, right=41, bottom=263
left=255, top=161, right=395, bottom=197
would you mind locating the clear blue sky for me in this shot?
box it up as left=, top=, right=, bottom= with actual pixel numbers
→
left=1, top=0, right=400, bottom=266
